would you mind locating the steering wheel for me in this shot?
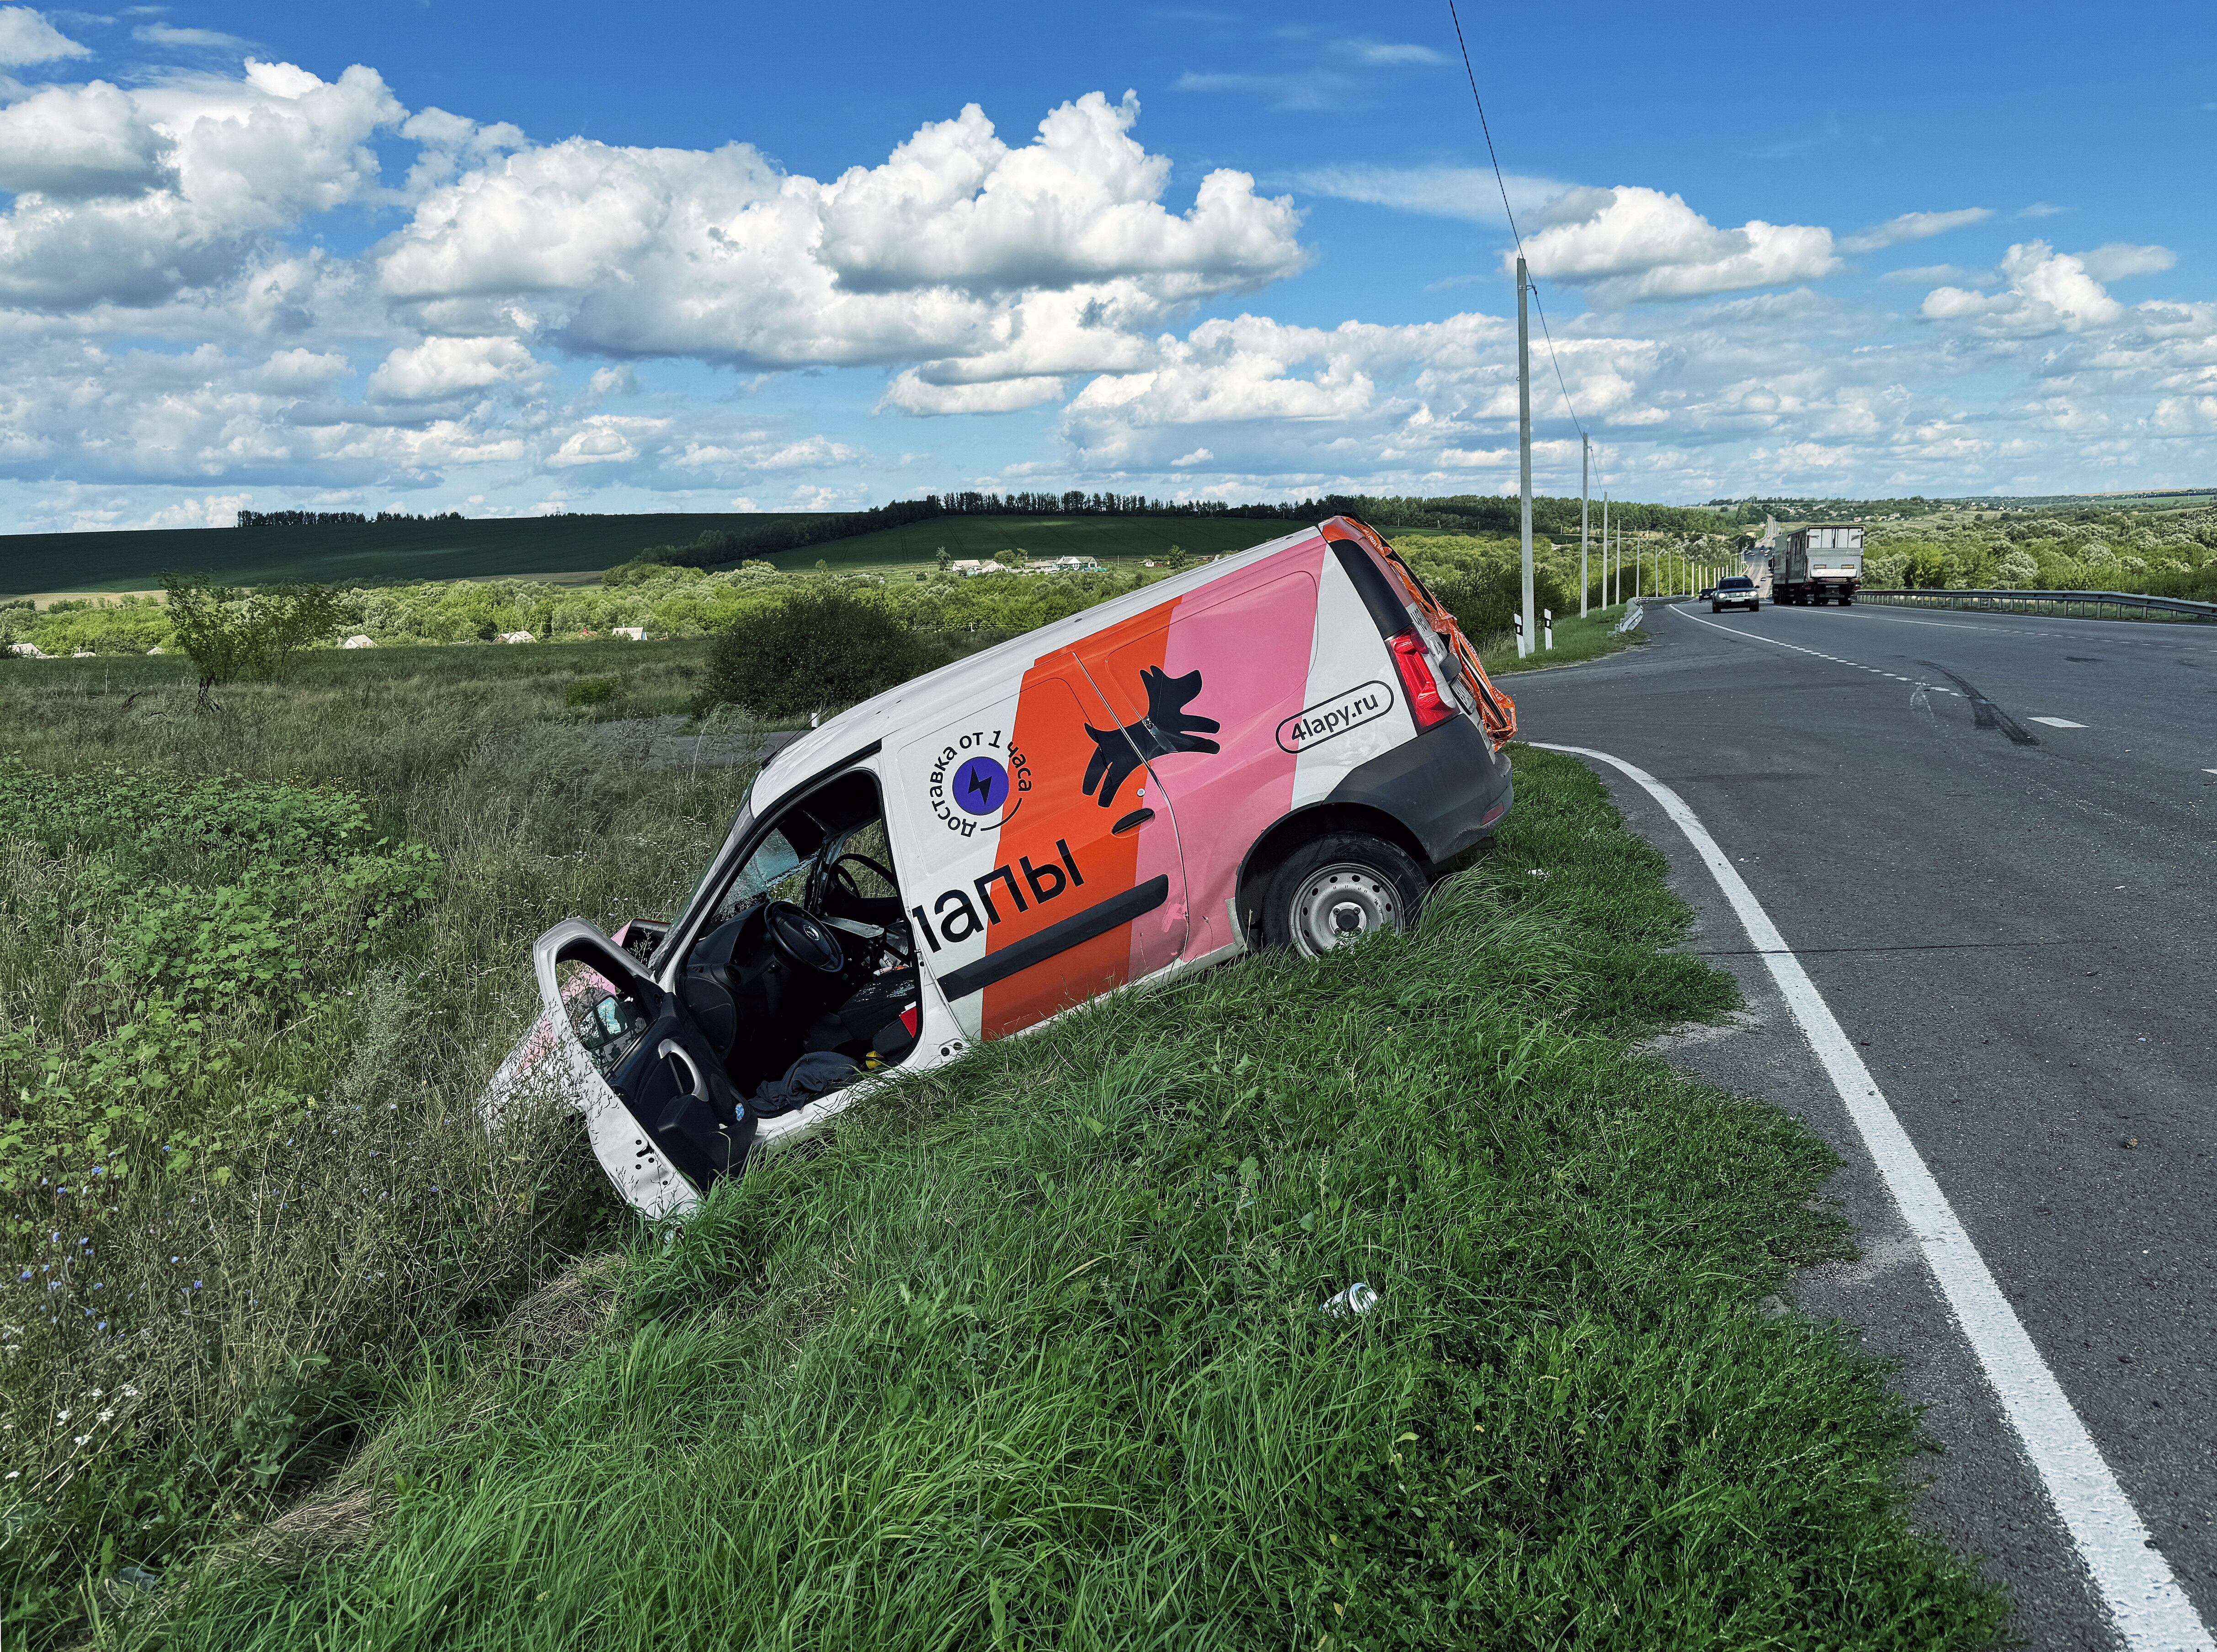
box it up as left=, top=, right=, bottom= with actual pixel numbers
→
left=763, top=900, right=847, bottom=975
left=819, top=851, right=897, bottom=909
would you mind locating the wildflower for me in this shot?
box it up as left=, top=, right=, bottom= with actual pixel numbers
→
left=98, top=1409, right=114, bottom=1424
left=122, top=1386, right=139, bottom=1398
left=5, top=1471, right=16, bottom=1480
left=75, top=1434, right=90, bottom=1447
left=55, top=1409, right=69, bottom=1423
left=88, top=1389, right=101, bottom=1399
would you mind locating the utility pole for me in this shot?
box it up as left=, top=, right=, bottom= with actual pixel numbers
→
left=1601, top=493, right=1610, bottom=607
left=1516, top=256, right=1535, bottom=659
left=1579, top=434, right=1590, bottom=618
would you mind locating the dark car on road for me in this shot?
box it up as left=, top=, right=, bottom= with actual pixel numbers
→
left=1711, top=576, right=1760, bottom=614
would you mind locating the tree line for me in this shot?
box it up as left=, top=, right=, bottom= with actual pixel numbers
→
left=236, top=509, right=466, bottom=528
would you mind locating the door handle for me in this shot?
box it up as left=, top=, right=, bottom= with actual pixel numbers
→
left=1111, top=807, right=1155, bottom=836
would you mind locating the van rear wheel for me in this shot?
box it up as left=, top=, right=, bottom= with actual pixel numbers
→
left=1262, top=833, right=1426, bottom=958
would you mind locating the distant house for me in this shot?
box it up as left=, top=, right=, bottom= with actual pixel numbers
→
left=498, top=631, right=535, bottom=644
left=613, top=626, right=646, bottom=640
left=947, top=560, right=1001, bottom=577
left=1042, top=555, right=1101, bottom=574
left=340, top=634, right=377, bottom=649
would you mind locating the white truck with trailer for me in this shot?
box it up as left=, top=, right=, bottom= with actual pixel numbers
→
left=1771, top=525, right=1864, bottom=606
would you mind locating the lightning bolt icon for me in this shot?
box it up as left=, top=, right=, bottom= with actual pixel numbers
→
left=966, top=767, right=993, bottom=805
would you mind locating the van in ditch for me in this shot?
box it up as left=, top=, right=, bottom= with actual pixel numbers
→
left=496, top=516, right=1518, bottom=1217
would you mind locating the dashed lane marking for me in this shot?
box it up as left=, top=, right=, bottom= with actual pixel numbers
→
left=1535, top=741, right=2215, bottom=1652
left=2028, top=717, right=2088, bottom=729
left=1673, top=606, right=1961, bottom=692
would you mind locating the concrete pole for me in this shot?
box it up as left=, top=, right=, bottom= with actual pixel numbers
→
left=1601, top=493, right=1610, bottom=607
left=1579, top=434, right=1590, bottom=618
left=1516, top=257, right=1535, bottom=660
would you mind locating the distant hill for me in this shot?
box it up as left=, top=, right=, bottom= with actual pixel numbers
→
left=0, top=489, right=1737, bottom=598
left=0, top=513, right=810, bottom=597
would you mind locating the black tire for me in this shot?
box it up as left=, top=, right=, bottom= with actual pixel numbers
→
left=1750, top=600, right=1760, bottom=612
left=1260, top=832, right=1426, bottom=958
left=1711, top=603, right=1721, bottom=613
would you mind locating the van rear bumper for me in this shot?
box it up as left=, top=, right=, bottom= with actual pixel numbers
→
left=1326, top=714, right=1513, bottom=868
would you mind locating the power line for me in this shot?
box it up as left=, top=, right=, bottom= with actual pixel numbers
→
left=1444, top=0, right=1589, bottom=446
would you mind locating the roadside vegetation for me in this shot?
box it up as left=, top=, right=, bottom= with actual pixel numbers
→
left=1482, top=604, right=1645, bottom=676
left=0, top=638, right=2004, bottom=1648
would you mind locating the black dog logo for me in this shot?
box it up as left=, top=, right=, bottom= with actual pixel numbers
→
left=1082, top=666, right=1220, bottom=807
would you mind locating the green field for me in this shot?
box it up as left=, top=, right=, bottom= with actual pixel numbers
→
left=787, top=512, right=1319, bottom=572
left=0, top=512, right=1338, bottom=598
left=0, top=635, right=2003, bottom=1648
left=0, top=513, right=810, bottom=597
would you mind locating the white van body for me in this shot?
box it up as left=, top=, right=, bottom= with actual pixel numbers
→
left=496, top=516, right=1518, bottom=1217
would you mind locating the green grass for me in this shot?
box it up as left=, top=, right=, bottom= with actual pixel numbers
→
left=47, top=739, right=2007, bottom=1650
left=1484, top=605, right=1647, bottom=675
left=0, top=514, right=811, bottom=597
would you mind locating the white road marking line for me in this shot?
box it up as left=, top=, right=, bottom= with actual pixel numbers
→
left=2204, top=768, right=2217, bottom=776
left=1535, top=740, right=2213, bottom=1652
left=2029, top=717, right=2088, bottom=729
left=1672, top=606, right=1961, bottom=693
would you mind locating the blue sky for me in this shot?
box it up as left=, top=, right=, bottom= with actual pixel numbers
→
left=0, top=0, right=2211, bottom=533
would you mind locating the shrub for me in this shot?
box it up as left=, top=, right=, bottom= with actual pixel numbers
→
left=1402, top=546, right=1569, bottom=642
left=1996, top=550, right=2039, bottom=586
left=694, top=586, right=938, bottom=719
left=565, top=677, right=619, bottom=708
left=162, top=576, right=342, bottom=705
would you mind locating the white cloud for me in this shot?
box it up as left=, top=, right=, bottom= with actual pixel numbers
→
left=0, top=6, right=87, bottom=67
left=0, top=59, right=402, bottom=308
left=1922, top=241, right=2123, bottom=333
left=544, top=414, right=663, bottom=468
left=1059, top=310, right=1661, bottom=477
left=1838, top=207, right=1990, bottom=255
left=2077, top=242, right=2175, bottom=282
left=879, top=371, right=1065, bottom=415
left=1517, top=186, right=1839, bottom=302
left=131, top=23, right=250, bottom=50
left=0, top=81, right=171, bottom=197
left=1286, top=164, right=1565, bottom=224
left=1341, top=40, right=1444, bottom=66
left=366, top=334, right=537, bottom=400
left=374, top=90, right=1303, bottom=381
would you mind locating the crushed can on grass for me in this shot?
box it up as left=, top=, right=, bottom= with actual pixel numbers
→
left=1320, top=1282, right=1379, bottom=1318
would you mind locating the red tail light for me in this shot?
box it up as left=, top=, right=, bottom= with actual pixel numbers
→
left=1389, top=629, right=1456, bottom=731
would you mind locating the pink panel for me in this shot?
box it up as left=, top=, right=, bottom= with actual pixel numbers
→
left=1133, top=538, right=1327, bottom=960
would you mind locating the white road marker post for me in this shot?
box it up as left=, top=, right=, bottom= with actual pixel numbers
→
left=1543, top=608, right=1554, bottom=650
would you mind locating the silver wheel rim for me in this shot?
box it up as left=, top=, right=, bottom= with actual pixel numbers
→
left=1288, top=862, right=1402, bottom=957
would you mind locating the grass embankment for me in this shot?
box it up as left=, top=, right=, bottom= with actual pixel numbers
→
left=1483, top=605, right=1646, bottom=676
left=0, top=699, right=2002, bottom=1647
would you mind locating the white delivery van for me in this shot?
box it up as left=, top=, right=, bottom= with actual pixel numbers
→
left=501, top=515, right=1518, bottom=1217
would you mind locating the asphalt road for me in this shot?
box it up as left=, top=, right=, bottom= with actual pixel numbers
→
left=1511, top=599, right=2217, bottom=1648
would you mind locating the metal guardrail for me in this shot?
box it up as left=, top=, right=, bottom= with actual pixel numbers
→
left=1858, top=588, right=2217, bottom=623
